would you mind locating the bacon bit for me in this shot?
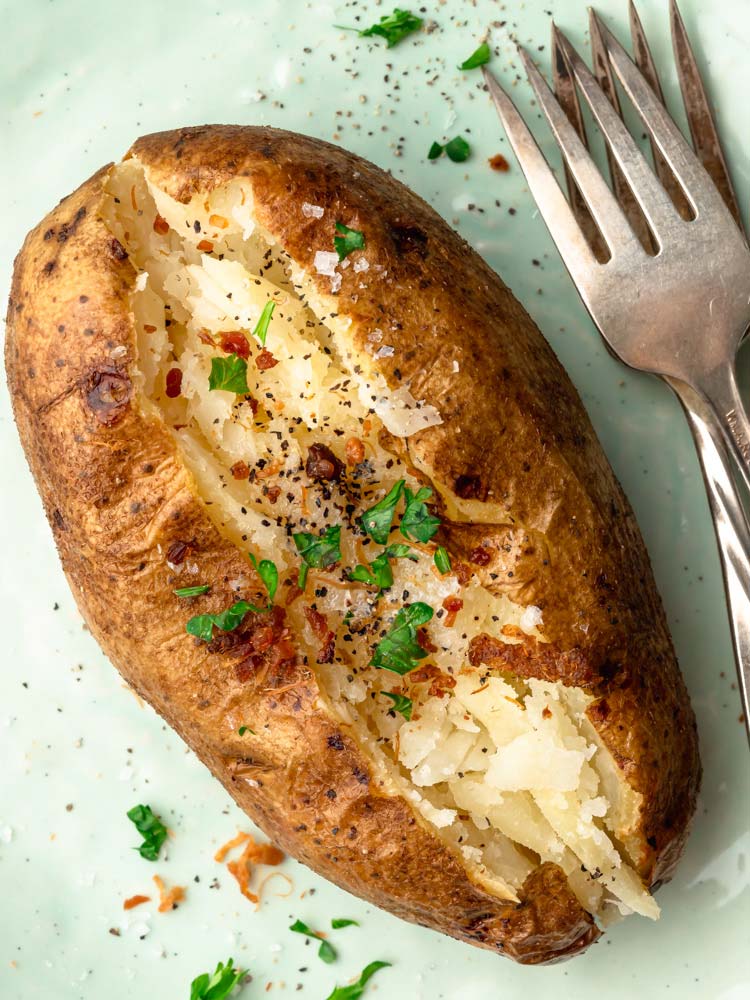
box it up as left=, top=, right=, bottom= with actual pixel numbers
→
left=130, top=185, right=138, bottom=211
left=197, top=328, right=216, bottom=346
left=442, top=595, right=464, bottom=628
left=305, top=443, right=343, bottom=481
left=453, top=560, right=472, bottom=585
left=542, top=706, right=552, bottom=720
left=501, top=624, right=525, bottom=640
left=123, top=894, right=150, bottom=911
left=223, top=833, right=285, bottom=906
left=407, top=663, right=443, bottom=686
left=299, top=485, right=309, bottom=516
left=362, top=418, right=373, bottom=434
left=266, top=485, right=281, bottom=504
left=417, top=627, right=438, bottom=653
left=231, top=460, right=251, bottom=480
left=256, top=458, right=284, bottom=480
left=219, top=331, right=250, bottom=359
left=209, top=213, right=229, bottom=229
left=345, top=437, right=365, bottom=465
left=153, top=213, right=170, bottom=235
left=489, top=153, right=510, bottom=172
left=256, top=348, right=279, bottom=371
left=166, top=539, right=193, bottom=565
left=247, top=396, right=260, bottom=417
left=429, top=673, right=456, bottom=698
left=152, top=875, right=186, bottom=913
left=304, top=606, right=336, bottom=663
left=165, top=367, right=182, bottom=398
left=143, top=324, right=157, bottom=333
left=469, top=545, right=492, bottom=566
left=197, top=239, right=214, bottom=253
left=285, top=582, right=304, bottom=606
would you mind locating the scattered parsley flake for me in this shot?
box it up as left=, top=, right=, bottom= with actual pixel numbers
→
left=361, top=480, right=405, bottom=544
left=338, top=9, right=422, bottom=48
left=252, top=300, right=276, bottom=347
left=126, top=804, right=168, bottom=862
left=381, top=692, right=413, bottom=720
left=349, top=543, right=416, bottom=593
left=190, top=957, right=246, bottom=1000
left=238, top=726, right=256, bottom=737
left=334, top=222, right=366, bottom=261
left=459, top=41, right=491, bottom=70
left=400, top=487, right=440, bottom=542
left=290, top=919, right=337, bottom=964
left=325, top=961, right=391, bottom=1000
left=434, top=546, right=451, bottom=574
left=331, top=918, right=360, bottom=929
left=249, top=554, right=278, bottom=604
left=186, top=600, right=265, bottom=643
left=427, top=136, right=471, bottom=163
left=174, top=584, right=211, bottom=598
left=371, top=602, right=434, bottom=675
left=293, top=525, right=342, bottom=590
left=208, top=354, right=249, bottom=394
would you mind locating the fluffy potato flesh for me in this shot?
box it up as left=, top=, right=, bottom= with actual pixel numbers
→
left=102, top=159, right=657, bottom=923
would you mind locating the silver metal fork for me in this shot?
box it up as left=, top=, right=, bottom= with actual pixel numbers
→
left=483, top=1, right=750, bottom=741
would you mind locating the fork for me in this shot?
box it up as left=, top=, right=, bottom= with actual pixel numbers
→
left=482, top=1, right=750, bottom=741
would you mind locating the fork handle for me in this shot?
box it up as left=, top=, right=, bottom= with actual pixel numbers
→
left=669, top=377, right=750, bottom=745
left=697, top=363, right=750, bottom=496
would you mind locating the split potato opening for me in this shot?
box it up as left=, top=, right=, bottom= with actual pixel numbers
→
left=101, top=158, right=656, bottom=923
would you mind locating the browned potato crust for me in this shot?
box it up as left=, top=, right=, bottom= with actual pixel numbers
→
left=5, top=126, right=700, bottom=963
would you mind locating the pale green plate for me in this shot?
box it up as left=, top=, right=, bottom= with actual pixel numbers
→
left=1, top=1, right=749, bottom=998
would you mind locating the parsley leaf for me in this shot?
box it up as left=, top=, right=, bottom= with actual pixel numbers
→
left=325, top=961, right=391, bottom=1000
left=237, top=726, right=256, bottom=736
left=174, top=584, right=211, bottom=598
left=427, top=136, right=471, bottom=163
left=349, top=544, right=416, bottom=592
left=208, top=354, right=249, bottom=394
left=289, top=919, right=337, bottom=964
left=331, top=918, right=360, bottom=929
left=381, top=691, right=413, bottom=720
left=434, top=546, right=451, bottom=574
left=252, top=300, right=276, bottom=347
left=361, top=480, right=405, bottom=543
left=126, top=804, right=168, bottom=862
left=190, top=957, right=246, bottom=1000
left=334, top=222, right=366, bottom=262
left=339, top=9, right=422, bottom=48
left=186, top=600, right=265, bottom=642
left=400, top=487, right=440, bottom=542
left=249, top=554, right=278, bottom=604
left=371, top=602, right=434, bottom=675
left=458, top=41, right=491, bottom=70
left=293, top=525, right=342, bottom=590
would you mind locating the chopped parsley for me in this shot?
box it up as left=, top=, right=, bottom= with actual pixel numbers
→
left=349, top=544, right=416, bottom=592
left=289, top=919, right=337, bottom=963
left=338, top=9, right=422, bottom=48
left=325, top=961, right=391, bottom=1000
left=381, top=691, right=413, bottom=720
left=252, top=300, right=276, bottom=347
left=361, top=480, right=405, bottom=544
left=208, top=354, right=249, bottom=394
left=293, top=525, right=342, bottom=590
left=186, top=600, right=264, bottom=642
left=434, top=546, right=451, bottom=574
left=458, top=41, right=491, bottom=70
left=427, top=136, right=471, bottom=163
left=331, top=918, right=360, bottom=929
left=174, top=584, right=211, bottom=598
left=249, top=553, right=278, bottom=604
left=400, top=487, right=440, bottom=542
left=371, top=602, right=434, bottom=675
left=190, top=957, right=246, bottom=1000
left=126, top=804, right=168, bottom=862
left=237, top=726, right=256, bottom=736
left=334, top=222, right=366, bottom=261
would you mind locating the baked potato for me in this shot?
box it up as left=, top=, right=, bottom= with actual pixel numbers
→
left=5, top=125, right=700, bottom=964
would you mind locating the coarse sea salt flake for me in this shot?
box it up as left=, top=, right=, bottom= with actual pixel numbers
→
left=353, top=258, right=369, bottom=273
left=313, top=250, right=339, bottom=276
left=302, top=202, right=324, bottom=219
left=375, top=345, right=395, bottom=359
left=135, top=272, right=148, bottom=291
left=520, top=605, right=543, bottom=632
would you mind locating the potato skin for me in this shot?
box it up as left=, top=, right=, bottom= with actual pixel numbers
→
left=6, top=126, right=700, bottom=962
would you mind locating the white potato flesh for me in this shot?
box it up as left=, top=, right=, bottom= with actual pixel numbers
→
left=103, top=159, right=653, bottom=922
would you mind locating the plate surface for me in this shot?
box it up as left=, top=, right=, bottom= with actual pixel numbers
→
left=1, top=1, right=748, bottom=998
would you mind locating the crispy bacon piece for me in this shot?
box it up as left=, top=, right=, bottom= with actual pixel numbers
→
left=166, top=539, right=193, bottom=565
left=345, top=437, right=365, bottom=465
left=153, top=213, right=170, bottom=235
left=417, top=627, right=438, bottom=653
left=231, top=460, right=250, bottom=480
left=219, top=331, right=250, bottom=360
left=489, top=153, right=510, bottom=172
left=442, top=595, right=463, bottom=628
left=152, top=875, right=185, bottom=913
left=304, top=606, right=336, bottom=663
left=197, top=328, right=215, bottom=346
left=196, top=239, right=214, bottom=252
left=265, top=485, right=281, bottom=504
left=165, top=367, right=182, bottom=398
left=469, top=545, right=492, bottom=566
left=305, top=443, right=343, bottom=482
left=255, top=349, right=279, bottom=371
left=123, top=894, right=150, bottom=911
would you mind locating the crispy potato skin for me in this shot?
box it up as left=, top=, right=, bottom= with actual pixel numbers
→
left=6, top=126, right=700, bottom=962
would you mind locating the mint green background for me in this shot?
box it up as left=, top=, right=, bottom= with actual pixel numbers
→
left=1, top=2, right=748, bottom=998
